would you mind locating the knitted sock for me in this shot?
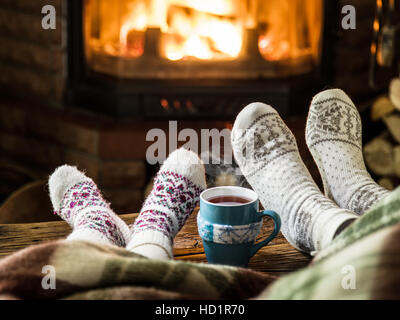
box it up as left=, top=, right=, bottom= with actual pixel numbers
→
left=231, top=102, right=358, bottom=254
left=49, top=165, right=130, bottom=247
left=306, top=89, right=390, bottom=215
left=127, top=148, right=206, bottom=260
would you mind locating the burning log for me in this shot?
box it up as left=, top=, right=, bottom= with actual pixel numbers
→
left=164, top=4, right=243, bottom=60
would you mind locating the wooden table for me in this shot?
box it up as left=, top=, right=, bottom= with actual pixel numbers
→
left=0, top=209, right=311, bottom=277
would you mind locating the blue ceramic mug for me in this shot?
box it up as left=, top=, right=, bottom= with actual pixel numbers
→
left=198, top=186, right=281, bottom=267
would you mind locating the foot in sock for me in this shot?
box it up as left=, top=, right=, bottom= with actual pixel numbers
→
left=49, top=165, right=130, bottom=247
left=306, top=89, right=390, bottom=215
left=231, top=102, right=358, bottom=253
left=127, top=148, right=206, bottom=260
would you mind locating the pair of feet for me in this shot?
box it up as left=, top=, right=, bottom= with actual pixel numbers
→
left=232, top=89, right=389, bottom=253
left=49, top=89, right=389, bottom=259
left=49, top=149, right=206, bottom=260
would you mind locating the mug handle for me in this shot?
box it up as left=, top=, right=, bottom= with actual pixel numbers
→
left=250, top=210, right=281, bottom=257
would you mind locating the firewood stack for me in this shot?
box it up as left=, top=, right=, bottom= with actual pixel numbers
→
left=364, top=78, right=400, bottom=190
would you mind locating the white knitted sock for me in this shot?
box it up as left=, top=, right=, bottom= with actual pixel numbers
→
left=306, top=89, right=390, bottom=215
left=49, top=165, right=130, bottom=247
left=231, top=103, right=358, bottom=254
left=127, top=148, right=206, bottom=260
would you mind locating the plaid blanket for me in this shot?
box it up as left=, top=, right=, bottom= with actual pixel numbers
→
left=1, top=187, right=400, bottom=300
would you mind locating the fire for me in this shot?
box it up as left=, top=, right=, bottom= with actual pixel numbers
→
left=86, top=0, right=324, bottom=68
left=166, top=35, right=212, bottom=61
left=118, top=2, right=148, bottom=57
left=119, top=0, right=244, bottom=61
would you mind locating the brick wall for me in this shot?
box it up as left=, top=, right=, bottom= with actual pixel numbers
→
left=0, top=0, right=66, bottom=104
left=0, top=100, right=148, bottom=213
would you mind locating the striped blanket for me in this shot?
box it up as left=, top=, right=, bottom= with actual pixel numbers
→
left=1, top=188, right=400, bottom=300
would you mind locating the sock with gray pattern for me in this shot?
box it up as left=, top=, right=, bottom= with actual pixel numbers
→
left=306, top=89, right=390, bottom=215
left=231, top=102, right=358, bottom=254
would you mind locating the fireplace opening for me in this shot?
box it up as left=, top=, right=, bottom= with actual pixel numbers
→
left=67, top=0, right=332, bottom=119
left=84, top=0, right=323, bottom=79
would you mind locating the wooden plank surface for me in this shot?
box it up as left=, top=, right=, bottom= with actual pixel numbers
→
left=0, top=209, right=311, bottom=276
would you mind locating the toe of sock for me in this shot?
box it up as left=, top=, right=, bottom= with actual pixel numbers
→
left=161, top=148, right=206, bottom=189
left=306, top=88, right=361, bottom=146
left=48, top=165, right=91, bottom=211
left=232, top=102, right=279, bottom=132
left=311, top=88, right=355, bottom=108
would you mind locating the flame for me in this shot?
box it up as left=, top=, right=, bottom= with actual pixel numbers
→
left=119, top=2, right=147, bottom=56
left=87, top=0, right=322, bottom=64
left=119, top=0, right=243, bottom=60
left=178, top=0, right=237, bottom=16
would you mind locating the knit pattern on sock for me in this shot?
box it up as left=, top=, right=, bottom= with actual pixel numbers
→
left=306, top=89, right=390, bottom=214
left=132, top=171, right=203, bottom=242
left=56, top=181, right=126, bottom=247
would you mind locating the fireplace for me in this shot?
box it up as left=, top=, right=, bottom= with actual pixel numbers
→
left=67, top=0, right=332, bottom=119
left=1, top=0, right=398, bottom=216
